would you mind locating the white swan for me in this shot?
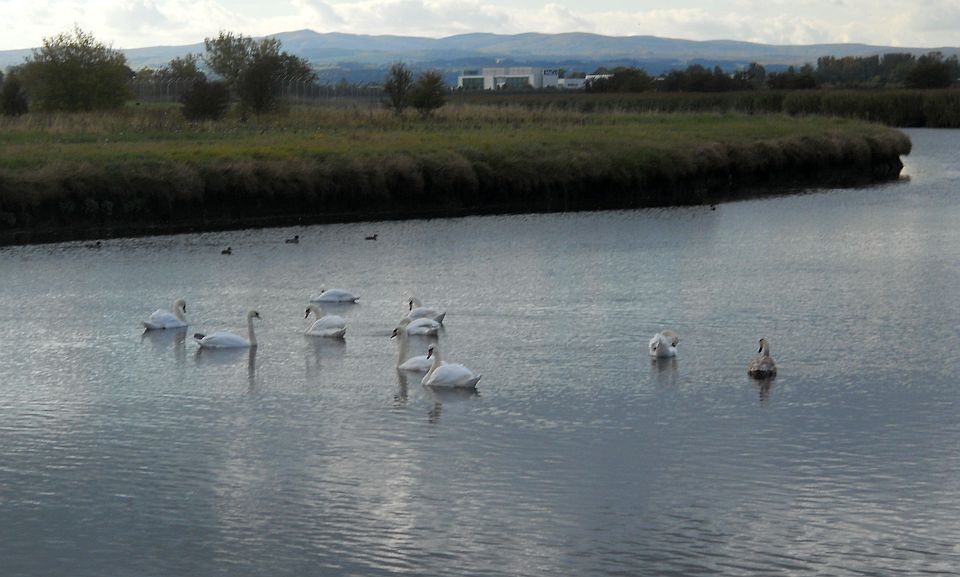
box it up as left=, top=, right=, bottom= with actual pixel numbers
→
left=648, top=330, right=679, bottom=357
left=391, top=318, right=440, bottom=371
left=421, top=344, right=481, bottom=389
left=194, top=310, right=261, bottom=349
left=406, top=297, right=446, bottom=324
left=401, top=317, right=440, bottom=335
left=143, top=299, right=188, bottom=330
left=310, top=287, right=359, bottom=303
left=748, top=337, right=778, bottom=378
left=304, top=304, right=346, bottom=338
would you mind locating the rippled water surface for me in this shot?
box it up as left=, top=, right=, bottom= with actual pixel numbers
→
left=1, top=129, right=959, bottom=576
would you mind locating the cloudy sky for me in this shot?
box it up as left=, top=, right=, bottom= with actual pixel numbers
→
left=0, top=0, right=957, bottom=51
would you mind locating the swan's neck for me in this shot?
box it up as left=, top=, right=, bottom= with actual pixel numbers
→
left=308, top=304, right=323, bottom=319
left=248, top=315, right=258, bottom=347
left=761, top=345, right=770, bottom=357
left=175, top=304, right=186, bottom=322
left=425, top=348, right=444, bottom=379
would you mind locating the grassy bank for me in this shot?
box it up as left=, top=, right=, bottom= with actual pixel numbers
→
left=0, top=105, right=911, bottom=244
left=454, top=89, right=960, bottom=128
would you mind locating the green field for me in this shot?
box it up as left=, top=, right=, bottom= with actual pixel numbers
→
left=0, top=104, right=911, bottom=243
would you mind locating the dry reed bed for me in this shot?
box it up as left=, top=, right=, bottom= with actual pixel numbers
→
left=0, top=107, right=911, bottom=241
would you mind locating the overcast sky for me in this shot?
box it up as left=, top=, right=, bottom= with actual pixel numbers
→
left=1, top=0, right=958, bottom=51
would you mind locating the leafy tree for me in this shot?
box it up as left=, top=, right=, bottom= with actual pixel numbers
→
left=585, top=66, right=653, bottom=93
left=383, top=62, right=414, bottom=115
left=1, top=70, right=29, bottom=116
left=906, top=52, right=958, bottom=89
left=166, top=54, right=206, bottom=82
left=18, top=26, right=131, bottom=111
left=203, top=32, right=314, bottom=114
left=740, top=62, right=766, bottom=87
left=180, top=78, right=230, bottom=120
left=766, top=65, right=818, bottom=90
left=410, top=70, right=447, bottom=117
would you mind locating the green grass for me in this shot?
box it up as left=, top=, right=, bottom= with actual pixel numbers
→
left=0, top=105, right=896, bottom=168
left=0, top=103, right=911, bottom=241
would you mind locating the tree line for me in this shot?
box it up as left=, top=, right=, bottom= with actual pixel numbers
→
left=1, top=27, right=447, bottom=118
left=2, top=27, right=957, bottom=117
left=586, top=51, right=956, bottom=94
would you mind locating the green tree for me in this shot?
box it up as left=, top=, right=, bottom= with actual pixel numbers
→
left=410, top=70, right=447, bottom=117
left=166, top=54, right=206, bottom=82
left=203, top=32, right=314, bottom=114
left=383, top=62, right=414, bottom=115
left=1, top=70, right=29, bottom=116
left=180, top=78, right=230, bottom=121
left=19, top=27, right=131, bottom=111
left=742, top=62, right=766, bottom=87
left=906, top=52, right=958, bottom=89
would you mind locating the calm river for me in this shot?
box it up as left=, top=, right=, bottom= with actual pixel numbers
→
left=1, top=129, right=958, bottom=576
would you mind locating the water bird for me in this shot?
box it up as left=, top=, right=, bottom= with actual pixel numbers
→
left=221, top=246, right=232, bottom=255
left=365, top=234, right=378, bottom=240
left=142, top=299, right=188, bottom=330
left=310, top=287, right=359, bottom=303
left=285, top=235, right=300, bottom=244
left=648, top=330, right=679, bottom=357
left=392, top=318, right=441, bottom=371
left=85, top=240, right=102, bottom=249
left=406, top=297, right=446, bottom=324
left=194, top=310, right=261, bottom=349
left=399, top=316, right=440, bottom=336
left=421, top=344, right=481, bottom=389
left=748, top=337, right=778, bottom=378
left=304, top=304, right=347, bottom=338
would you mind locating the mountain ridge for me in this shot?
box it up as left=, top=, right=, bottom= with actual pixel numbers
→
left=2, top=29, right=957, bottom=79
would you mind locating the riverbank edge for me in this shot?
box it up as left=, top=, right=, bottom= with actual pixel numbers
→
left=0, top=129, right=911, bottom=247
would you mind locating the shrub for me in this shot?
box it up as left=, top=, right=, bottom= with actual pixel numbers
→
left=1, top=72, right=29, bottom=116
left=181, top=79, right=231, bottom=121
left=410, top=70, right=447, bottom=118
left=383, top=62, right=414, bottom=115
left=18, top=27, right=131, bottom=111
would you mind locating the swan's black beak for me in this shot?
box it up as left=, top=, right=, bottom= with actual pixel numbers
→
left=304, top=309, right=310, bottom=319
left=390, top=329, right=398, bottom=339
left=758, top=345, right=763, bottom=353
left=426, top=350, right=433, bottom=359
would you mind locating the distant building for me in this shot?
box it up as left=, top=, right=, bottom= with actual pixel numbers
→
left=458, top=67, right=561, bottom=90
left=559, top=77, right=586, bottom=90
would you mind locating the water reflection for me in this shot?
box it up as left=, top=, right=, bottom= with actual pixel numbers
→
left=751, top=375, right=776, bottom=404
left=754, top=377, right=775, bottom=405
left=304, top=334, right=347, bottom=377
left=2, top=129, right=959, bottom=577
left=140, top=328, right=187, bottom=363
left=424, top=385, right=480, bottom=424
left=650, top=356, right=678, bottom=387
left=394, top=369, right=410, bottom=407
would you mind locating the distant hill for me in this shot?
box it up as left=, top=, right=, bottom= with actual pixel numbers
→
left=3, top=29, right=957, bottom=84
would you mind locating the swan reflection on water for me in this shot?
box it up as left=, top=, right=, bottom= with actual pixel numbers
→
left=394, top=369, right=411, bottom=407
left=752, top=375, right=775, bottom=404
left=650, top=355, right=678, bottom=387
left=305, top=335, right=347, bottom=376
left=394, top=368, right=479, bottom=421
left=141, top=327, right=188, bottom=362
left=193, top=346, right=260, bottom=389
left=425, top=384, right=480, bottom=424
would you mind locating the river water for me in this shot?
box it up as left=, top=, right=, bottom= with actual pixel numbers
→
left=1, top=129, right=958, bottom=576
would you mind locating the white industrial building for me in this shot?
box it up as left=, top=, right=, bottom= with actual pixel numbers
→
left=458, top=67, right=562, bottom=90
